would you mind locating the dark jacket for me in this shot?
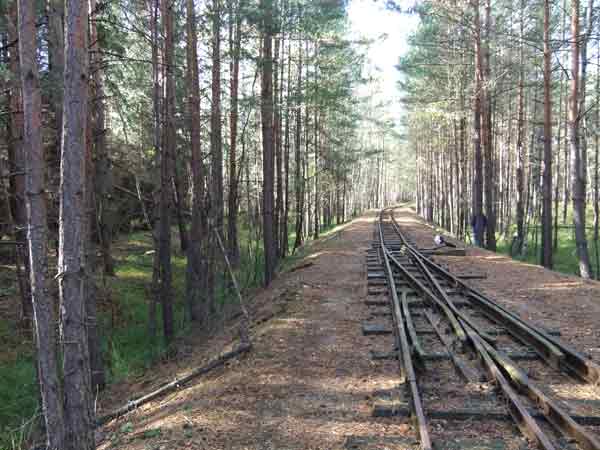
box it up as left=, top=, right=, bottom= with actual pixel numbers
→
left=471, top=214, right=487, bottom=233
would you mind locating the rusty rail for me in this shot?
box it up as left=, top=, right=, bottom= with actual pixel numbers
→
left=376, top=208, right=600, bottom=450
left=377, top=211, right=432, bottom=450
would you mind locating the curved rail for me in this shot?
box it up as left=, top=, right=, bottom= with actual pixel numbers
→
left=377, top=210, right=432, bottom=450
left=377, top=208, right=600, bottom=450
left=389, top=211, right=600, bottom=383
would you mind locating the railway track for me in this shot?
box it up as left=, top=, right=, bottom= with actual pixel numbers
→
left=364, top=208, right=600, bottom=450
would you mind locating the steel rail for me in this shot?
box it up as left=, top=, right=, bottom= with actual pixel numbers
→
left=388, top=213, right=570, bottom=374
left=380, top=210, right=557, bottom=449
left=464, top=325, right=557, bottom=450
left=422, top=309, right=479, bottom=382
left=378, top=212, right=432, bottom=450
left=400, top=289, right=427, bottom=364
left=385, top=208, right=600, bottom=449
left=392, top=214, right=600, bottom=383
left=391, top=245, right=498, bottom=345
left=383, top=248, right=468, bottom=344
left=481, top=340, right=600, bottom=450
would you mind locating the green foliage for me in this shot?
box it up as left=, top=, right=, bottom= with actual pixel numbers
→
left=497, top=226, right=600, bottom=277
left=496, top=204, right=600, bottom=277
left=0, top=355, right=38, bottom=448
left=107, top=230, right=186, bottom=380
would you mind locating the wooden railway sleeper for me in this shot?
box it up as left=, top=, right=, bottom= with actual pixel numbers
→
left=463, top=324, right=557, bottom=450
left=388, top=213, right=589, bottom=382
left=410, top=241, right=598, bottom=383
left=482, top=341, right=600, bottom=450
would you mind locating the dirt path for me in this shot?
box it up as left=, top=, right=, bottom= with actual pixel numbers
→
left=98, top=212, right=412, bottom=450
left=98, top=207, right=600, bottom=450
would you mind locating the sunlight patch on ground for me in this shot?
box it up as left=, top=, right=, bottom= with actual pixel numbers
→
left=307, top=374, right=399, bottom=395
left=258, top=318, right=310, bottom=334
left=479, top=255, right=511, bottom=262
left=526, top=281, right=586, bottom=291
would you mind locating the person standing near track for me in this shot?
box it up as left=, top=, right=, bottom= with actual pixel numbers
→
left=471, top=213, right=487, bottom=247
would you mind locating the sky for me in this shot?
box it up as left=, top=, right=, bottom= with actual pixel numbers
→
left=347, top=0, right=420, bottom=123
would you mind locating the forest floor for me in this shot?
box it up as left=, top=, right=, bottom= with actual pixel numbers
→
left=91, top=207, right=600, bottom=449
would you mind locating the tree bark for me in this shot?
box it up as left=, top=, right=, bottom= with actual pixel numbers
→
left=471, top=0, right=484, bottom=247
left=514, top=0, right=525, bottom=256
left=313, top=85, right=319, bottom=239
left=483, top=0, right=495, bottom=250
left=47, top=0, right=64, bottom=250
left=185, top=0, right=208, bottom=324
left=87, top=0, right=106, bottom=391
left=594, top=44, right=600, bottom=279
left=7, top=2, right=32, bottom=321
left=541, top=0, right=553, bottom=268
left=148, top=0, right=160, bottom=343
left=159, top=0, right=175, bottom=343
left=274, top=36, right=282, bottom=256
left=211, top=0, right=224, bottom=234
left=18, top=0, right=66, bottom=447
left=173, top=166, right=189, bottom=253
left=261, top=0, right=276, bottom=285
left=569, top=0, right=592, bottom=278
left=281, top=37, right=292, bottom=257
left=293, top=36, right=304, bottom=252
left=59, top=0, right=95, bottom=447
left=89, top=0, right=115, bottom=277
left=208, top=0, right=223, bottom=306
left=227, top=0, right=242, bottom=267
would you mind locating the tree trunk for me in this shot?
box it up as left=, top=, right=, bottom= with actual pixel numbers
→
left=594, top=45, right=600, bottom=278
left=569, top=0, right=592, bottom=278
left=483, top=0, right=495, bottom=250
left=173, top=166, right=189, bottom=253
left=84, top=101, right=105, bottom=393
left=59, top=0, right=95, bottom=447
left=185, top=0, right=208, bottom=323
left=209, top=0, right=223, bottom=306
left=7, top=2, right=32, bottom=321
left=281, top=38, right=291, bottom=257
left=87, top=0, right=106, bottom=391
left=274, top=37, right=282, bottom=256
left=293, top=37, right=304, bottom=252
left=46, top=0, right=64, bottom=253
left=89, top=0, right=115, bottom=277
left=159, top=0, right=175, bottom=343
left=313, top=102, right=320, bottom=239
left=541, top=0, right=553, bottom=268
left=18, top=0, right=66, bottom=447
left=514, top=0, right=526, bottom=256
left=210, top=0, right=224, bottom=234
left=471, top=0, right=484, bottom=247
left=148, top=0, right=160, bottom=343
left=261, top=0, right=276, bottom=285
left=227, top=0, right=242, bottom=267
left=47, top=0, right=64, bottom=140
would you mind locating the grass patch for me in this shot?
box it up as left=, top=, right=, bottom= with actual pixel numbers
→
left=0, top=354, right=38, bottom=449
left=105, top=230, right=187, bottom=380
left=496, top=224, right=600, bottom=277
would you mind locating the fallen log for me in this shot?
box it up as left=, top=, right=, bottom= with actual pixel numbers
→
left=96, top=343, right=252, bottom=427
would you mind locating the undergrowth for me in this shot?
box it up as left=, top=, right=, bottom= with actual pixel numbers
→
left=496, top=228, right=600, bottom=277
